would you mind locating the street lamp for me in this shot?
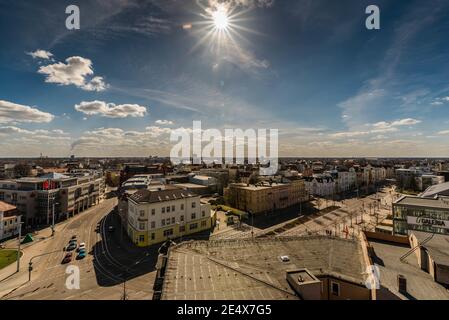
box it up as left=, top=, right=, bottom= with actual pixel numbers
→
left=16, top=218, right=23, bottom=273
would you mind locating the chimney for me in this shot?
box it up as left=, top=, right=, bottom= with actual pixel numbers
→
left=398, top=274, right=407, bottom=294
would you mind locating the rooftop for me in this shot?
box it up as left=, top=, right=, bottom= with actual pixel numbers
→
left=0, top=201, right=16, bottom=212
left=420, top=181, right=449, bottom=198
left=394, top=196, right=449, bottom=210
left=160, top=236, right=367, bottom=300
left=412, top=231, right=449, bottom=266
left=369, top=240, right=449, bottom=300
left=129, top=185, right=196, bottom=204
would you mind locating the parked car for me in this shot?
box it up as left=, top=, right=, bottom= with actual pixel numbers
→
left=77, top=243, right=86, bottom=252
left=66, top=242, right=77, bottom=251
left=77, top=249, right=87, bottom=260
left=62, top=253, right=73, bottom=264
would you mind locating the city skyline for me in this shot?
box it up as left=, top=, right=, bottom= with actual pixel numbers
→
left=2, top=0, right=449, bottom=158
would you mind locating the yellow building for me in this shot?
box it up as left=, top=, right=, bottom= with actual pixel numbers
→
left=127, top=186, right=212, bottom=247
left=224, top=179, right=308, bottom=214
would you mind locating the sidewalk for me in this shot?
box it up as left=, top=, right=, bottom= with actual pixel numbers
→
left=0, top=226, right=57, bottom=299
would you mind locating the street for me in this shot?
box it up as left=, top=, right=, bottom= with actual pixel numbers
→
left=0, top=197, right=157, bottom=300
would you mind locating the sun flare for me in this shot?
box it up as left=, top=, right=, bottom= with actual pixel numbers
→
left=212, top=8, right=229, bottom=30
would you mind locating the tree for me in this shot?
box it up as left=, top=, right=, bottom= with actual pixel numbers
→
left=14, top=164, right=32, bottom=178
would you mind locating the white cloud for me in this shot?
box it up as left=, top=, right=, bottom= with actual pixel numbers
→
left=71, top=126, right=175, bottom=152
left=155, top=120, right=174, bottom=125
left=438, top=130, right=449, bottom=135
left=431, top=96, right=449, bottom=106
left=0, top=100, right=54, bottom=124
left=27, top=49, right=53, bottom=60
left=372, top=118, right=421, bottom=129
left=37, top=56, right=108, bottom=91
left=74, top=101, right=147, bottom=118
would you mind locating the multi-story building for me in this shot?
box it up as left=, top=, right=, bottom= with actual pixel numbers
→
left=224, top=180, right=308, bottom=214
left=0, top=171, right=105, bottom=228
left=0, top=201, right=20, bottom=241
left=326, top=168, right=357, bottom=194
left=304, top=175, right=335, bottom=197
left=127, top=186, right=212, bottom=247
left=393, top=195, right=449, bottom=236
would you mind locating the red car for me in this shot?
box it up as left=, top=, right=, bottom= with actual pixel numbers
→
left=62, top=253, right=73, bottom=264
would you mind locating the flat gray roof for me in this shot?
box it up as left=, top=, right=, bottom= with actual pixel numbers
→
left=412, top=231, right=449, bottom=266
left=394, top=196, right=449, bottom=210
left=161, top=236, right=367, bottom=300
left=369, top=240, right=449, bottom=300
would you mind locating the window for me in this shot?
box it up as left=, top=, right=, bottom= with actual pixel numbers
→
left=151, top=221, right=156, bottom=229
left=202, top=210, right=205, bottom=217
left=166, top=218, right=171, bottom=225
left=190, top=223, right=198, bottom=230
left=151, top=209, right=155, bottom=216
left=172, top=217, right=175, bottom=224
left=167, top=206, right=171, bottom=213
left=163, top=229, right=174, bottom=237
left=139, top=235, right=145, bottom=243
left=192, top=202, right=196, bottom=208
left=331, top=282, right=340, bottom=296
left=172, top=205, right=175, bottom=212
left=180, top=215, right=184, bottom=222
left=161, top=219, right=165, bottom=226
left=191, top=213, right=196, bottom=220
left=140, top=210, right=145, bottom=217
left=162, top=207, right=165, bottom=214
left=139, top=222, right=145, bottom=230
left=181, top=204, right=184, bottom=210
left=201, top=220, right=207, bottom=227
left=179, top=226, right=186, bottom=232
left=151, top=233, right=155, bottom=240
left=0, top=192, right=3, bottom=200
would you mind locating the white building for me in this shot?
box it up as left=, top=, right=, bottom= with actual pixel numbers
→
left=127, top=186, right=212, bottom=247
left=304, top=175, right=336, bottom=197
left=0, top=201, right=19, bottom=241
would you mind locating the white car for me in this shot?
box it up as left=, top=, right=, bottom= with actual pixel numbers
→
left=77, top=242, right=86, bottom=252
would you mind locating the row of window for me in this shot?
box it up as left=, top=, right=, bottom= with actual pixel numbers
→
left=137, top=202, right=198, bottom=217
left=137, top=221, right=208, bottom=243
left=138, top=211, right=209, bottom=230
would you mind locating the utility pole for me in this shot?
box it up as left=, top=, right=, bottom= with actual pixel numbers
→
left=51, top=200, right=55, bottom=236
left=16, top=217, right=22, bottom=273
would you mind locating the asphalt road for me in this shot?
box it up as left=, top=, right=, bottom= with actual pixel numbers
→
left=1, top=198, right=157, bottom=300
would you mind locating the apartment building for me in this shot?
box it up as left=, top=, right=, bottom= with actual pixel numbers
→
left=224, top=180, right=308, bottom=214
left=127, top=186, right=212, bottom=247
left=0, top=201, right=20, bottom=241
left=304, top=175, right=336, bottom=197
left=0, top=171, right=105, bottom=227
left=326, top=168, right=357, bottom=194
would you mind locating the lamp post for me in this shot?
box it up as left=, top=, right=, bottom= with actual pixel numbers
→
left=16, top=217, right=23, bottom=273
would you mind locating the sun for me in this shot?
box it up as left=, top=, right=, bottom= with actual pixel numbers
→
left=212, top=8, right=229, bottom=30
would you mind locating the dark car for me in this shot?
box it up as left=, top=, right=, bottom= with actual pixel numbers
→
left=77, top=249, right=87, bottom=260
left=66, top=242, right=77, bottom=251
left=62, top=253, right=73, bottom=264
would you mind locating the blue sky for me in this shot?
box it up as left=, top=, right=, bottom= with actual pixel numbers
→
left=1, top=0, right=449, bottom=157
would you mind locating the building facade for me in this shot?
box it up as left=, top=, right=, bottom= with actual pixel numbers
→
left=224, top=180, right=308, bottom=214
left=0, top=201, right=20, bottom=241
left=0, top=171, right=105, bottom=228
left=127, top=186, right=212, bottom=247
left=393, top=196, right=449, bottom=236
